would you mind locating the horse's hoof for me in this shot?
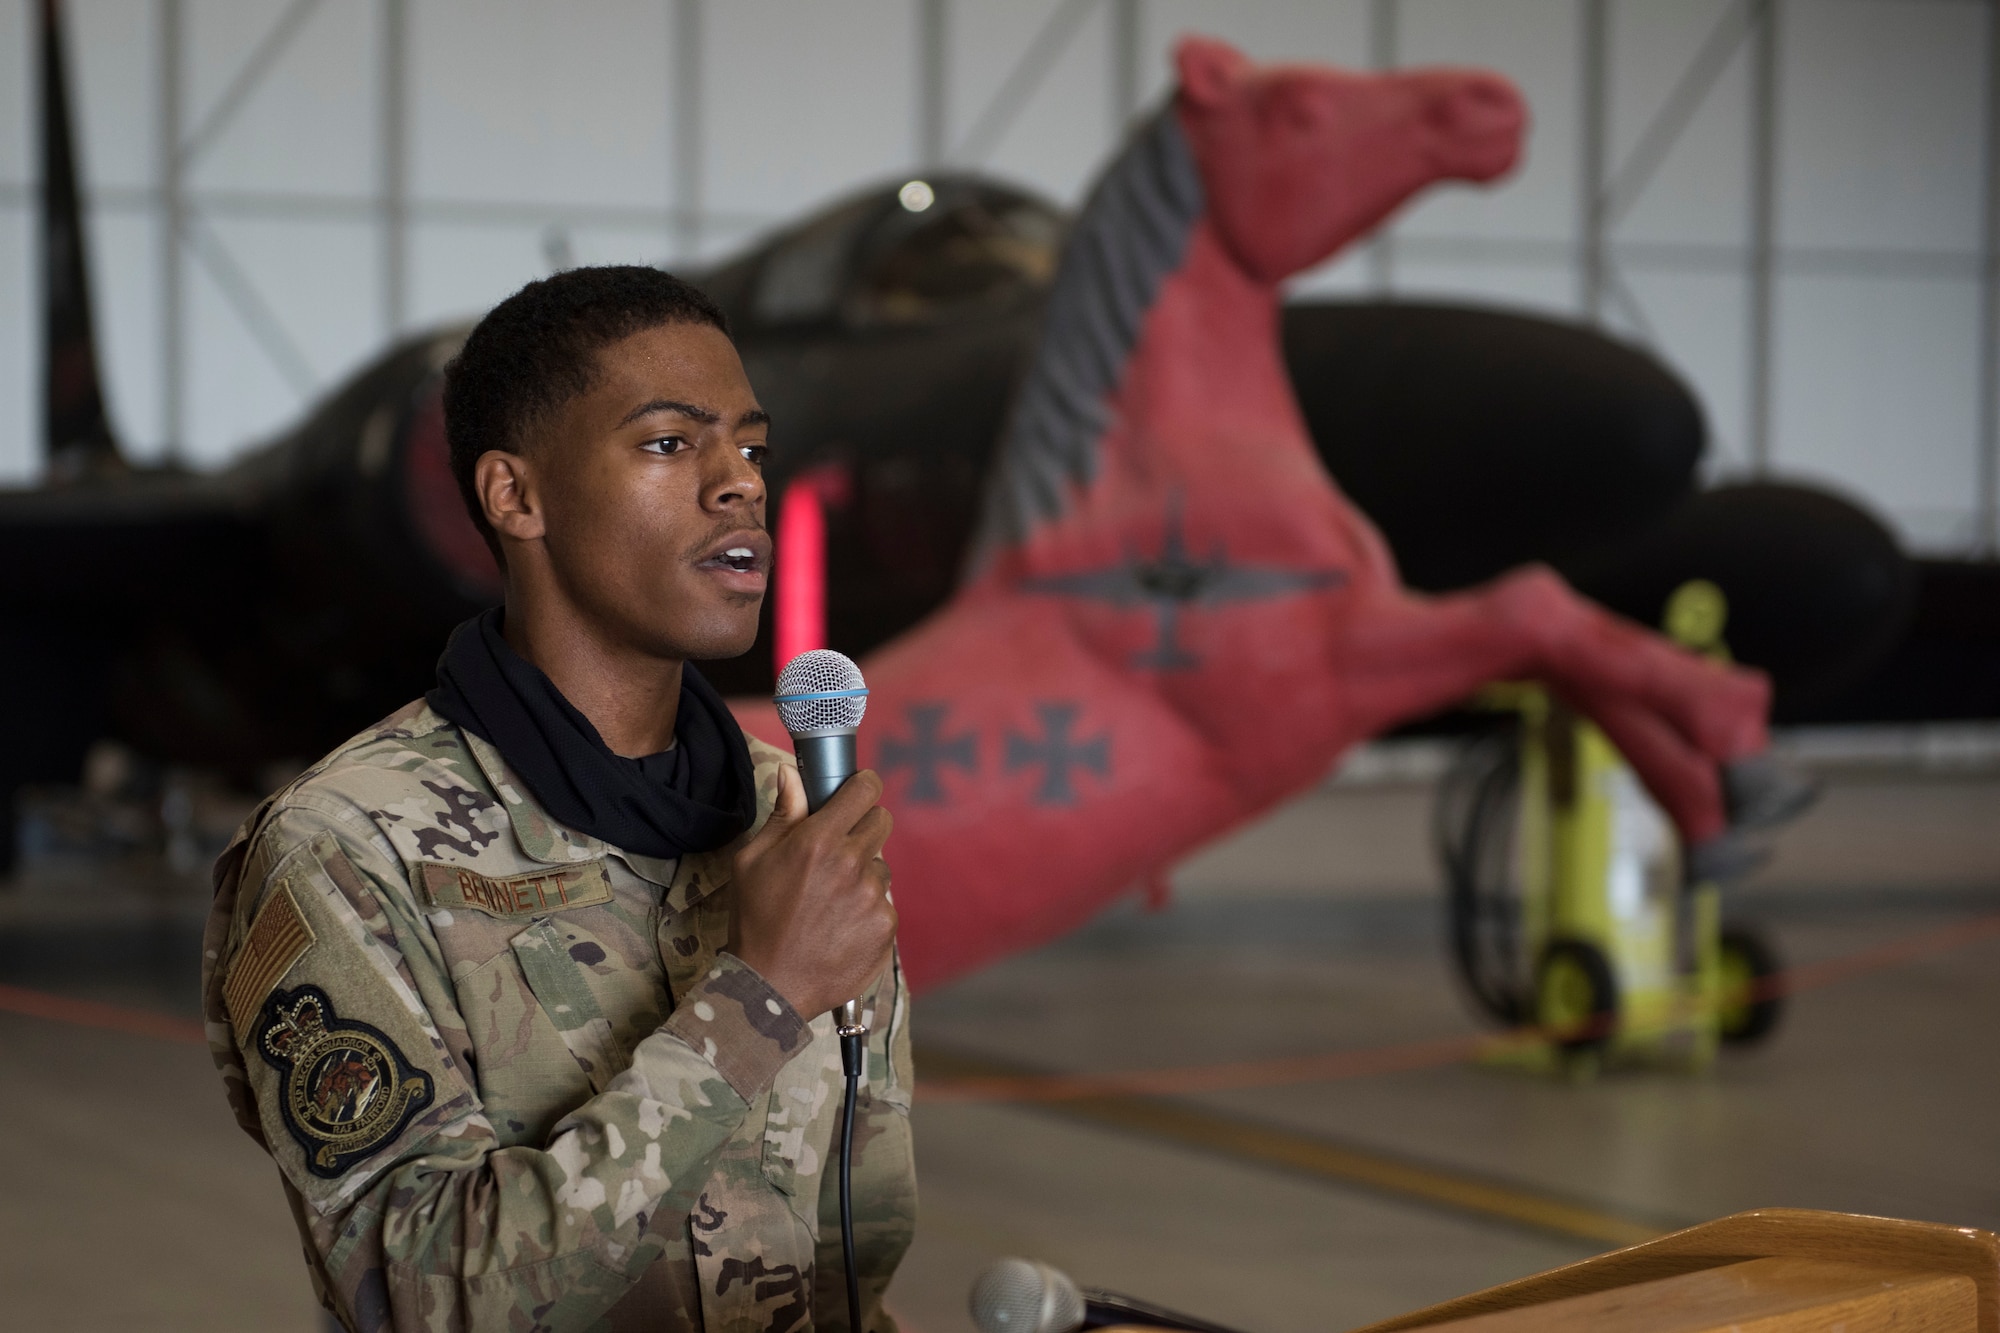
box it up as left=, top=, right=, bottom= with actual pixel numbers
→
left=1724, top=754, right=1821, bottom=832
left=1685, top=831, right=1770, bottom=885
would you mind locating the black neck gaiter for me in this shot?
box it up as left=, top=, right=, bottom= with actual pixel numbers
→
left=426, top=608, right=756, bottom=859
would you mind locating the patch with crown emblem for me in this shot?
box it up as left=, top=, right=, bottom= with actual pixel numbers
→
left=256, top=986, right=434, bottom=1178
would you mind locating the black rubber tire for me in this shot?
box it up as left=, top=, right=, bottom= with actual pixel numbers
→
left=1717, top=923, right=1785, bottom=1046
left=1536, top=939, right=1620, bottom=1051
left=1436, top=728, right=1531, bottom=1026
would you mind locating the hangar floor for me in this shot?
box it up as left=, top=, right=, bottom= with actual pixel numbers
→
left=0, top=730, right=1995, bottom=1332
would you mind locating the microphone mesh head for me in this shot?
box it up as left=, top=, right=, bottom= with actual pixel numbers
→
left=969, top=1258, right=1084, bottom=1333
left=773, top=649, right=868, bottom=736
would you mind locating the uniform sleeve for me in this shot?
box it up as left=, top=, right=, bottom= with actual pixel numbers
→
left=812, top=950, right=919, bottom=1333
left=211, top=800, right=809, bottom=1333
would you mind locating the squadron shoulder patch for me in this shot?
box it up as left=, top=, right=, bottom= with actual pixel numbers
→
left=224, top=883, right=315, bottom=1032
left=256, top=986, right=434, bottom=1178
left=416, top=860, right=614, bottom=918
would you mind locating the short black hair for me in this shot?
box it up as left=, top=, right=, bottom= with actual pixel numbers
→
left=442, top=264, right=730, bottom=556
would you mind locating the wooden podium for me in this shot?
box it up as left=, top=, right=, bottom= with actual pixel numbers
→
left=1344, top=1208, right=2000, bottom=1332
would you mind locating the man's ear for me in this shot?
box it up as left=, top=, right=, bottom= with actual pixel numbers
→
left=475, top=450, right=545, bottom=545
left=1175, top=36, right=1250, bottom=110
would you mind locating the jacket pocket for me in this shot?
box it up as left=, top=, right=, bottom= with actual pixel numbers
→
left=510, top=918, right=623, bottom=1094
left=454, top=950, right=590, bottom=1146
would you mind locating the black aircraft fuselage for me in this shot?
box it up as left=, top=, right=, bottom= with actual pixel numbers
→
left=0, top=168, right=1711, bottom=772
left=7, top=0, right=1979, bottom=870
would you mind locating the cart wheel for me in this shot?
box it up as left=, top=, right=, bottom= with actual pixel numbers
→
left=1536, top=940, right=1619, bottom=1051
left=1717, top=924, right=1784, bottom=1046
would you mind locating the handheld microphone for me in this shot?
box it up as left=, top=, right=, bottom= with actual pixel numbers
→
left=773, top=648, right=870, bottom=820
left=772, top=648, right=873, bottom=1333
left=772, top=648, right=872, bottom=1038
left=970, top=1258, right=1249, bottom=1333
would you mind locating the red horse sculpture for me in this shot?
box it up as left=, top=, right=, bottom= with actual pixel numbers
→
left=738, top=38, right=1775, bottom=993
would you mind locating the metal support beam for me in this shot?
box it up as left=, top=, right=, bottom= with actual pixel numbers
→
left=1367, top=0, right=1399, bottom=294
left=1369, top=0, right=1399, bottom=75
left=159, top=0, right=184, bottom=459
left=177, top=0, right=321, bottom=172
left=951, top=0, right=1094, bottom=165
left=917, top=0, right=947, bottom=165
left=1, top=182, right=772, bottom=235
left=380, top=0, right=408, bottom=337
left=1602, top=0, right=1756, bottom=228
left=1110, top=0, right=1140, bottom=139
left=1980, top=0, right=2000, bottom=554
left=187, top=215, right=316, bottom=394
left=1579, top=0, right=1609, bottom=323
left=673, top=0, right=703, bottom=261
left=1747, top=0, right=1779, bottom=475
left=1605, top=267, right=1661, bottom=348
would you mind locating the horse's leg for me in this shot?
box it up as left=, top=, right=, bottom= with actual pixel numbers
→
left=1549, top=682, right=1729, bottom=843
left=1492, top=568, right=1769, bottom=763
left=1335, top=571, right=1769, bottom=846
left=1347, top=567, right=1768, bottom=760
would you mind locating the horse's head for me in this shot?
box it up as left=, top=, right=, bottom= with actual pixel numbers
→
left=1174, top=37, right=1525, bottom=284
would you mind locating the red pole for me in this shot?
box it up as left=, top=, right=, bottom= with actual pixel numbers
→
left=774, top=476, right=827, bottom=673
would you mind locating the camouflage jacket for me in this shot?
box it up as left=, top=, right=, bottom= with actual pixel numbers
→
left=199, top=699, right=916, bottom=1333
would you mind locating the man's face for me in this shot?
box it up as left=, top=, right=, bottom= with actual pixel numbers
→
left=523, top=320, right=772, bottom=661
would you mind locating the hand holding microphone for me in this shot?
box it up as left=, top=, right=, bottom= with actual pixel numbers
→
left=748, top=651, right=888, bottom=1333
left=727, top=649, right=895, bottom=1023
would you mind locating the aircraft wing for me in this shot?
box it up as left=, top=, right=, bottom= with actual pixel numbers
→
left=1196, top=564, right=1348, bottom=603
left=0, top=479, right=265, bottom=618
left=1019, top=567, right=1151, bottom=605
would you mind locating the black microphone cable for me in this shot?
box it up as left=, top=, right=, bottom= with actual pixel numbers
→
left=836, top=1010, right=867, bottom=1333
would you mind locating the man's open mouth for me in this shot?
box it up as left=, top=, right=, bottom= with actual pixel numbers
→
left=695, top=532, right=771, bottom=576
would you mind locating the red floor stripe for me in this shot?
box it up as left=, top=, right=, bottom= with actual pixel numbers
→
left=4, top=909, right=1998, bottom=1099
left=918, top=908, right=2000, bottom=1104
left=0, top=982, right=206, bottom=1045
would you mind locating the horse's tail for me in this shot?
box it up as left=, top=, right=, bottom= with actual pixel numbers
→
left=962, top=107, right=1207, bottom=577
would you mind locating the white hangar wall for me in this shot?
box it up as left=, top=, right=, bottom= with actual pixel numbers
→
left=0, top=0, right=1992, bottom=555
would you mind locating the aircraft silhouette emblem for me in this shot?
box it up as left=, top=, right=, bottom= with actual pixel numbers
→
left=1020, top=497, right=1348, bottom=670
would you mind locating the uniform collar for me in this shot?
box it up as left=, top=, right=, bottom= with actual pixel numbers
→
left=455, top=717, right=745, bottom=910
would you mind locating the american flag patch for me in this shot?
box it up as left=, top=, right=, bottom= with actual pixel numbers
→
left=225, top=882, right=316, bottom=1032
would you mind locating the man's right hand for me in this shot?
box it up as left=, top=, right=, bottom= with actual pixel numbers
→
left=727, top=763, right=896, bottom=1021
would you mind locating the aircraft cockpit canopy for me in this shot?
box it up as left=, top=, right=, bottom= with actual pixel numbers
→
left=750, top=178, right=1063, bottom=330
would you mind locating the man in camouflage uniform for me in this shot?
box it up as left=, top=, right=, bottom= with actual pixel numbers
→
left=200, top=267, right=913, bottom=1332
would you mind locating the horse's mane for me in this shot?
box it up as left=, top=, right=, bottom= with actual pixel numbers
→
left=964, top=107, right=1206, bottom=574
